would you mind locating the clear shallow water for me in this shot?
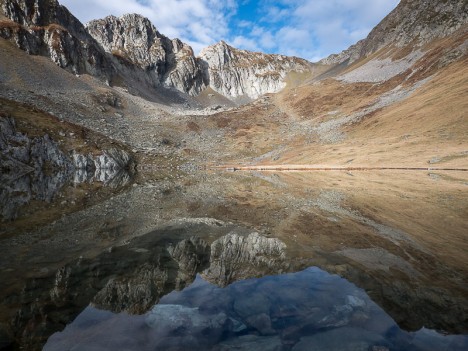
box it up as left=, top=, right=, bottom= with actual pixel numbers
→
left=44, top=268, right=468, bottom=351
left=1, top=170, right=467, bottom=350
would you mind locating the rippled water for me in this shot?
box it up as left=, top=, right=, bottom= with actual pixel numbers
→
left=1, top=170, right=467, bottom=350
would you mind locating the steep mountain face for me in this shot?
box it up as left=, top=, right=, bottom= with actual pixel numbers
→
left=0, top=0, right=313, bottom=102
left=0, top=0, right=113, bottom=80
left=200, top=41, right=313, bottom=100
left=87, top=18, right=312, bottom=100
left=321, top=0, right=468, bottom=65
left=86, top=14, right=206, bottom=96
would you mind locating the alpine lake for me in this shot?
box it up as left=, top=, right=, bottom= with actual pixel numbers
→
left=1, top=167, right=467, bottom=351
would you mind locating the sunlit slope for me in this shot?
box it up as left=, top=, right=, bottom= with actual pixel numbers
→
left=212, top=25, right=468, bottom=169
left=270, top=57, right=468, bottom=168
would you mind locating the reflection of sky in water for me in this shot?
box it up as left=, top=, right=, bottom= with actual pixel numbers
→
left=44, top=267, right=468, bottom=351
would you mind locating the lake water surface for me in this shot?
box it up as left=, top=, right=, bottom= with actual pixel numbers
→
left=1, top=169, right=467, bottom=350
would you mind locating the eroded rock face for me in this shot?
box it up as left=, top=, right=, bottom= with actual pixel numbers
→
left=0, top=0, right=114, bottom=79
left=86, top=14, right=206, bottom=96
left=321, top=0, right=468, bottom=65
left=93, top=237, right=211, bottom=314
left=86, top=17, right=313, bottom=100
left=167, top=237, right=211, bottom=290
left=1, top=1, right=313, bottom=100
left=200, top=41, right=312, bottom=101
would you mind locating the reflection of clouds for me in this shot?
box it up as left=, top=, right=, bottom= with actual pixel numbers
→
left=49, top=266, right=468, bottom=351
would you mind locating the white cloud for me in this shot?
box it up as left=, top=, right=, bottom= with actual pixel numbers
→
left=262, top=0, right=400, bottom=60
left=60, top=0, right=235, bottom=55
left=60, top=0, right=400, bottom=61
left=230, top=36, right=259, bottom=51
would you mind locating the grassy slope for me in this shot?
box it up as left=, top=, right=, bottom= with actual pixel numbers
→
left=275, top=58, right=468, bottom=168
left=211, top=29, right=468, bottom=169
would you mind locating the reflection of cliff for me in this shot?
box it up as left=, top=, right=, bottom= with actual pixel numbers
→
left=329, top=259, right=468, bottom=334
left=2, top=233, right=206, bottom=349
left=0, top=225, right=284, bottom=350
left=93, top=237, right=211, bottom=314
left=203, top=232, right=287, bottom=287
left=0, top=116, right=133, bottom=221
left=1, top=217, right=467, bottom=350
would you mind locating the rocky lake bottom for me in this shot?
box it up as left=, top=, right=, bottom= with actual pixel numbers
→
left=0, top=169, right=467, bottom=350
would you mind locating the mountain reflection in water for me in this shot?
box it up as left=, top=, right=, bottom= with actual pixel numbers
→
left=44, top=268, right=468, bottom=351
left=0, top=170, right=467, bottom=350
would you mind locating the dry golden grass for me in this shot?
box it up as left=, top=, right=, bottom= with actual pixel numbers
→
left=275, top=57, right=468, bottom=168
left=211, top=36, right=468, bottom=169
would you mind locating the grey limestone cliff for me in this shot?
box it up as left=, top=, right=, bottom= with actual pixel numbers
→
left=200, top=41, right=313, bottom=101
left=0, top=1, right=314, bottom=101
left=86, top=14, right=206, bottom=96
left=86, top=17, right=313, bottom=100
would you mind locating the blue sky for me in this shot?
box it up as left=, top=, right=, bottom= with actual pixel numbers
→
left=61, top=0, right=400, bottom=61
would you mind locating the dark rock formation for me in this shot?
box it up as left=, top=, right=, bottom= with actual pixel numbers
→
left=0, top=0, right=114, bottom=80
left=0, top=115, right=133, bottom=220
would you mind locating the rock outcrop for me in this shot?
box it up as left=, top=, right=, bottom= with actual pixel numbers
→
left=200, top=41, right=312, bottom=100
left=0, top=1, right=313, bottom=101
left=321, top=0, right=468, bottom=65
left=86, top=17, right=312, bottom=100
left=0, top=116, right=133, bottom=177
left=0, top=0, right=114, bottom=79
left=86, top=14, right=206, bottom=96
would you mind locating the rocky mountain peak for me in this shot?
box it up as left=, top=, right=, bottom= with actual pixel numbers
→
left=199, top=41, right=232, bottom=67
left=1, top=0, right=87, bottom=40
left=199, top=40, right=313, bottom=101
left=2, top=0, right=311, bottom=101
left=0, top=0, right=113, bottom=78
left=321, top=0, right=468, bottom=65
left=86, top=13, right=206, bottom=96
left=86, top=14, right=164, bottom=68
